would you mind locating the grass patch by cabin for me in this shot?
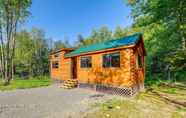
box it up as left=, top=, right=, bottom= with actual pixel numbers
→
left=0, top=76, right=52, bottom=91
left=84, top=82, right=186, bottom=118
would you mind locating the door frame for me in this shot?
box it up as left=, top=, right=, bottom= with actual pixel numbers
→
left=71, top=57, right=77, bottom=79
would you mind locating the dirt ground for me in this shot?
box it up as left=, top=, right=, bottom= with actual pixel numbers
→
left=1, top=83, right=185, bottom=118
left=0, top=84, right=114, bottom=118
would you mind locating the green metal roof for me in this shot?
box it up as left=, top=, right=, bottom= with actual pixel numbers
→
left=65, top=33, right=142, bottom=57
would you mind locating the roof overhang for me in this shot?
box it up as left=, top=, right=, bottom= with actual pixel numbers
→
left=50, top=48, right=74, bottom=55
left=64, top=44, right=135, bottom=58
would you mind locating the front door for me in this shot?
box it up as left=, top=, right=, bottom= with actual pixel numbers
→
left=71, top=57, right=77, bottom=79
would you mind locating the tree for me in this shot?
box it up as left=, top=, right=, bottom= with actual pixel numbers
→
left=128, top=0, right=186, bottom=51
left=113, top=26, right=128, bottom=39
left=30, top=28, right=49, bottom=76
left=79, top=26, right=112, bottom=46
left=53, top=40, right=67, bottom=50
left=15, top=30, right=34, bottom=77
left=127, top=0, right=186, bottom=81
left=98, top=26, right=112, bottom=42
left=75, top=34, right=85, bottom=47
left=0, top=0, right=32, bottom=85
left=15, top=28, right=49, bottom=77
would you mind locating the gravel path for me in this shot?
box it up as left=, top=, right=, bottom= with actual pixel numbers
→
left=0, top=84, right=113, bottom=118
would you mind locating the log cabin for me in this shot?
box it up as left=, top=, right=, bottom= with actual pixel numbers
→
left=49, top=33, right=146, bottom=96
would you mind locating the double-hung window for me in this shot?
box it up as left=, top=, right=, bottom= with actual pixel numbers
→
left=103, top=52, right=120, bottom=68
left=80, top=56, right=92, bottom=68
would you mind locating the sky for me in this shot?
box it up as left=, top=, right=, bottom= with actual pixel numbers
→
left=25, top=0, right=133, bottom=44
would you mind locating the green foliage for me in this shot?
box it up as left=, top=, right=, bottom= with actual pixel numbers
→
left=145, top=76, right=164, bottom=87
left=0, top=0, right=32, bottom=84
left=128, top=0, right=186, bottom=49
left=76, top=26, right=112, bottom=46
left=164, top=51, right=186, bottom=71
left=126, top=0, right=186, bottom=82
left=161, top=88, right=177, bottom=94
left=0, top=76, right=52, bottom=91
left=15, top=28, right=49, bottom=77
left=53, top=39, right=71, bottom=50
left=113, top=26, right=128, bottom=39
left=0, top=0, right=32, bottom=21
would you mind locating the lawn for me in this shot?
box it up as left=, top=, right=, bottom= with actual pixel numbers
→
left=0, top=76, right=52, bottom=91
left=84, top=82, right=186, bottom=118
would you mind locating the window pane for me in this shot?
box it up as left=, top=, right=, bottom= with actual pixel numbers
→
left=80, top=58, right=85, bottom=68
left=87, top=58, right=92, bottom=67
left=103, top=54, right=111, bottom=67
left=52, top=61, right=59, bottom=68
left=111, top=52, right=120, bottom=67
left=103, top=52, right=120, bottom=67
left=80, top=56, right=92, bottom=68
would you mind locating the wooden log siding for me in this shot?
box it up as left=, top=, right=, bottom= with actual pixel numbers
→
left=50, top=42, right=145, bottom=90
left=131, top=40, right=145, bottom=90
left=76, top=49, right=133, bottom=87
left=50, top=50, right=71, bottom=81
left=49, top=34, right=146, bottom=96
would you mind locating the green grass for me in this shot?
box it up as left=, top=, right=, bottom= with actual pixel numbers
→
left=85, top=83, right=186, bottom=118
left=0, top=76, right=52, bottom=91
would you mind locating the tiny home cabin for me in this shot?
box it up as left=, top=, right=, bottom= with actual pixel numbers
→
left=49, top=33, right=146, bottom=96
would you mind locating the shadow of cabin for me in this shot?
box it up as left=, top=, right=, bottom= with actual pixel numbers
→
left=49, top=33, right=146, bottom=96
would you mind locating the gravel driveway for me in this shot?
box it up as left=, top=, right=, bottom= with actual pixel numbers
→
left=0, top=84, right=113, bottom=118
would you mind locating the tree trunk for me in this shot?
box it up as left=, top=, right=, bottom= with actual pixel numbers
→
left=0, top=0, right=31, bottom=84
left=10, top=21, right=17, bottom=80
left=11, top=60, right=14, bottom=80
left=181, top=34, right=186, bottom=52
left=4, top=59, right=11, bottom=85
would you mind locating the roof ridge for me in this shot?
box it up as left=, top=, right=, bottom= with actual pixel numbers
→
left=65, top=33, right=142, bottom=57
left=78, top=32, right=142, bottom=49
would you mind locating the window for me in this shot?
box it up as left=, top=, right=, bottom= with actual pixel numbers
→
left=137, top=54, right=142, bottom=68
left=80, top=56, right=92, bottom=68
left=103, top=52, right=120, bottom=67
left=52, top=61, right=59, bottom=68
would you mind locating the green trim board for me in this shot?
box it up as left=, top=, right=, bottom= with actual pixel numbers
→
left=65, top=33, right=142, bottom=57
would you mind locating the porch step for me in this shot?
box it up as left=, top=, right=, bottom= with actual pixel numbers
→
left=60, top=79, right=78, bottom=89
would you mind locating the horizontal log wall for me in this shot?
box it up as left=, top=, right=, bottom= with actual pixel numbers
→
left=131, top=39, right=145, bottom=90
left=49, top=39, right=145, bottom=91
left=50, top=51, right=71, bottom=81
left=76, top=49, right=134, bottom=87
